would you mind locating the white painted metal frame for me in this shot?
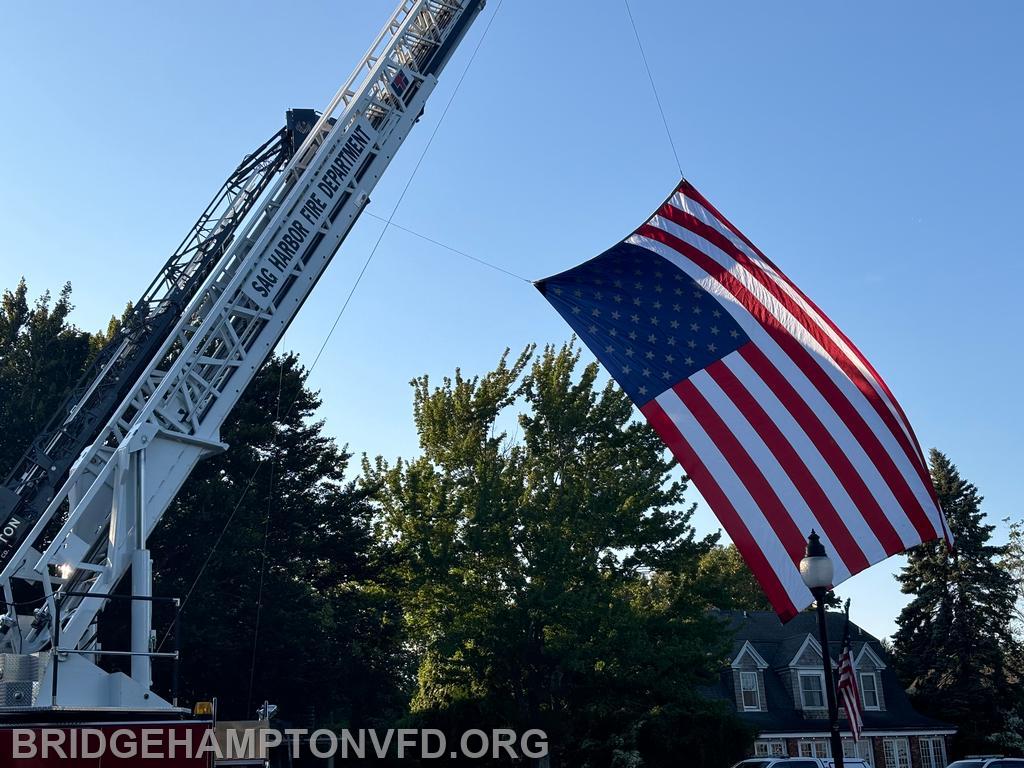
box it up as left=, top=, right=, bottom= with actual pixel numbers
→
left=0, top=0, right=482, bottom=708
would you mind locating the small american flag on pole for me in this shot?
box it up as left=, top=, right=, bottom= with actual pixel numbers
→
left=838, top=606, right=864, bottom=741
left=537, top=179, right=952, bottom=619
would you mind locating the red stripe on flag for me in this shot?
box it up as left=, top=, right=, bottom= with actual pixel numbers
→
left=674, top=378, right=807, bottom=567
left=640, top=397, right=798, bottom=620
left=677, top=180, right=771, bottom=264
left=739, top=345, right=905, bottom=557
left=658, top=202, right=934, bottom=499
left=678, top=180, right=935, bottom=492
left=762, top=325, right=939, bottom=544
left=838, top=644, right=863, bottom=741
left=706, top=359, right=870, bottom=573
left=636, top=222, right=938, bottom=546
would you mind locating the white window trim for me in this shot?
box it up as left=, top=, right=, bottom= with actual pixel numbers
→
left=799, top=670, right=828, bottom=710
left=753, top=739, right=786, bottom=757
left=789, top=634, right=838, bottom=670
left=883, top=737, right=911, bottom=768
left=919, top=736, right=947, bottom=768
left=859, top=671, right=881, bottom=710
left=732, top=640, right=769, bottom=669
left=855, top=643, right=888, bottom=669
left=790, top=634, right=821, bottom=667
left=843, top=736, right=875, bottom=767
left=740, top=670, right=761, bottom=711
left=798, top=739, right=832, bottom=757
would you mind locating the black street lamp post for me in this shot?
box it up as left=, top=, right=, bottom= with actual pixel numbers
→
left=799, top=530, right=845, bottom=768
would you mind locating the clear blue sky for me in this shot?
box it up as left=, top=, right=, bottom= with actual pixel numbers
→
left=1, top=1, right=1021, bottom=640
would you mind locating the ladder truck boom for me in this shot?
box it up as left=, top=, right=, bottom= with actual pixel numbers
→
left=0, top=110, right=316, bottom=572
left=0, top=0, right=484, bottom=712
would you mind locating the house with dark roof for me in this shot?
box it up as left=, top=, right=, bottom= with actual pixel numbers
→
left=713, top=610, right=955, bottom=768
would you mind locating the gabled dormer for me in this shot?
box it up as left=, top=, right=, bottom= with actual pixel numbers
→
left=718, top=609, right=956, bottom=764
left=731, top=641, right=768, bottom=712
left=854, top=643, right=887, bottom=711
left=786, top=634, right=835, bottom=714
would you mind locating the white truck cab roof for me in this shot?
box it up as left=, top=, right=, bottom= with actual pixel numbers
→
left=732, top=758, right=872, bottom=768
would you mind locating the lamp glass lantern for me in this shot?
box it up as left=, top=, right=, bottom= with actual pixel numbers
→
left=799, top=530, right=833, bottom=593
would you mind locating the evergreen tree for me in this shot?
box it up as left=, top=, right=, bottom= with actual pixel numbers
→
left=0, top=279, right=406, bottom=727
left=1006, top=519, right=1024, bottom=642
left=150, top=353, right=407, bottom=725
left=893, top=449, right=1019, bottom=756
left=996, top=519, right=1024, bottom=753
left=366, top=343, right=750, bottom=767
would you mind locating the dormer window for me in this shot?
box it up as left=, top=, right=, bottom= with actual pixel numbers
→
left=740, top=671, right=761, bottom=710
left=799, top=672, right=826, bottom=709
left=854, top=644, right=887, bottom=711
left=860, top=671, right=880, bottom=710
left=731, top=641, right=768, bottom=713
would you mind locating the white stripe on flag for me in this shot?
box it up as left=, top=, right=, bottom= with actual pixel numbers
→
left=670, top=190, right=919, bottom=455
left=646, top=213, right=941, bottom=532
left=723, top=354, right=889, bottom=563
left=629, top=232, right=922, bottom=551
left=690, top=366, right=854, bottom=583
left=654, top=387, right=811, bottom=609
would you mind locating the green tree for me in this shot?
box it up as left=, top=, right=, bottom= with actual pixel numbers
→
left=89, top=301, right=134, bottom=354
left=0, top=282, right=405, bottom=726
left=995, top=519, right=1024, bottom=754
left=150, top=353, right=407, bottom=725
left=893, top=449, right=1020, bottom=756
left=696, top=544, right=771, bottom=611
left=0, top=279, right=93, bottom=474
left=366, top=343, right=750, bottom=767
left=1006, top=518, right=1024, bottom=641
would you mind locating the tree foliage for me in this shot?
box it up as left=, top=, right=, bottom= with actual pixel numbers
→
left=893, top=449, right=1021, bottom=756
left=0, top=280, right=93, bottom=473
left=0, top=279, right=404, bottom=726
left=366, top=343, right=750, bottom=767
left=1006, top=519, right=1024, bottom=642
left=696, top=544, right=771, bottom=612
left=150, top=353, right=406, bottom=724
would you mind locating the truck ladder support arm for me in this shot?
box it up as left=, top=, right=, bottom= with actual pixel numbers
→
left=0, top=112, right=318, bottom=577
left=0, top=0, right=485, bottom=714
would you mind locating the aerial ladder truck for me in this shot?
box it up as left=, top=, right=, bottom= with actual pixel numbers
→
left=0, top=0, right=484, bottom=725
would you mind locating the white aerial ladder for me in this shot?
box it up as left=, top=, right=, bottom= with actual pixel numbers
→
left=0, top=0, right=484, bottom=712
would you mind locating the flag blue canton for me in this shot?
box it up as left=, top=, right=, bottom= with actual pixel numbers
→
left=538, top=242, right=750, bottom=405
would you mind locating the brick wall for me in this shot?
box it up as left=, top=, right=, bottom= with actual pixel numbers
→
left=870, top=736, right=886, bottom=767
left=750, top=733, right=953, bottom=766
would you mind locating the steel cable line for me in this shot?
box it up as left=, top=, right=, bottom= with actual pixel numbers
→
left=157, top=0, right=506, bottom=654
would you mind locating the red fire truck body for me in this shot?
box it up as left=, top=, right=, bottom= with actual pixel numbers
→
left=0, top=711, right=213, bottom=767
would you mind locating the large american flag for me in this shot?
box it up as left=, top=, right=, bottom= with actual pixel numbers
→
left=838, top=615, right=864, bottom=741
left=537, top=179, right=951, bottom=619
